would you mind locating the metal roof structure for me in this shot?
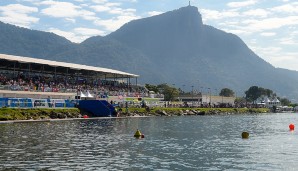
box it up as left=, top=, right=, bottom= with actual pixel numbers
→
left=0, top=53, right=139, bottom=78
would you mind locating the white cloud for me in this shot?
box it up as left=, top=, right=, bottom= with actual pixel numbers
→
left=201, top=9, right=239, bottom=20
left=94, top=15, right=139, bottom=31
left=267, top=52, right=298, bottom=71
left=88, top=0, right=139, bottom=31
left=223, top=29, right=251, bottom=35
left=227, top=0, right=257, bottom=8
left=242, top=9, right=270, bottom=18
left=242, top=16, right=298, bottom=32
left=0, top=4, right=39, bottom=28
left=105, top=2, right=122, bottom=7
left=21, top=0, right=41, bottom=2
left=279, top=37, right=297, bottom=45
left=65, top=18, right=76, bottom=23
left=40, top=1, right=96, bottom=20
left=49, top=28, right=78, bottom=42
left=91, top=5, right=111, bottom=12
left=271, top=3, right=298, bottom=14
left=250, top=45, right=282, bottom=63
left=109, top=8, right=136, bottom=15
left=92, top=0, right=108, bottom=4
left=48, top=27, right=104, bottom=43
left=291, top=31, right=298, bottom=36
left=148, top=11, right=163, bottom=16
left=200, top=9, right=221, bottom=20
left=74, top=27, right=105, bottom=36
left=249, top=45, right=298, bottom=71
left=260, top=32, right=276, bottom=37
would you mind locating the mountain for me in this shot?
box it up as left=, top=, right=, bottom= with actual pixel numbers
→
left=107, top=6, right=298, bottom=99
left=1, top=6, right=298, bottom=101
left=0, top=21, right=73, bottom=58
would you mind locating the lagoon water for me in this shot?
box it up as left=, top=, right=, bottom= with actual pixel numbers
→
left=1, top=113, right=298, bottom=170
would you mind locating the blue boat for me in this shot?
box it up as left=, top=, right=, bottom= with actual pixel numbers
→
left=78, top=100, right=117, bottom=117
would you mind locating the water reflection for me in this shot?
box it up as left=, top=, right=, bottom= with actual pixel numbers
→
left=1, top=113, right=298, bottom=170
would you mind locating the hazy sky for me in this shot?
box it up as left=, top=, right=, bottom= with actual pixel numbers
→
left=0, top=0, right=297, bottom=71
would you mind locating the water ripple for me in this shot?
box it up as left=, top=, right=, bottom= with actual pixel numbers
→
left=1, top=114, right=298, bottom=170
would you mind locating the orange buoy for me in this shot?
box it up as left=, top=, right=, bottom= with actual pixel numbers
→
left=289, top=124, right=295, bottom=130
left=83, top=115, right=89, bottom=118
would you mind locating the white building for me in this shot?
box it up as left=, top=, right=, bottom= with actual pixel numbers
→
left=263, top=97, right=281, bottom=108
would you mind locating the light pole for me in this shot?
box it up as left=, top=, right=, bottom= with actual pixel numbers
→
left=222, top=95, right=223, bottom=103
left=191, top=85, right=194, bottom=107
left=197, top=80, right=200, bottom=95
left=214, top=88, right=217, bottom=106
left=171, top=84, right=175, bottom=102
left=208, top=88, right=211, bottom=108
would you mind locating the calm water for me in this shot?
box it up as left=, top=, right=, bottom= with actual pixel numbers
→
left=1, top=113, right=298, bottom=170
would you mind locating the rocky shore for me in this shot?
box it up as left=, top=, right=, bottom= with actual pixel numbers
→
left=0, top=107, right=270, bottom=121
left=121, top=107, right=270, bottom=117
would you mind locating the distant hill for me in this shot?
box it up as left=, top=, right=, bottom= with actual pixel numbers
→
left=0, top=21, right=73, bottom=58
left=0, top=6, right=298, bottom=101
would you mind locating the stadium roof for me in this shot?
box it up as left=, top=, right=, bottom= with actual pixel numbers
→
left=0, top=53, right=139, bottom=78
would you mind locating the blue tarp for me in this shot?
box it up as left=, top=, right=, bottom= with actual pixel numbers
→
left=0, top=98, right=33, bottom=108
left=79, top=100, right=116, bottom=117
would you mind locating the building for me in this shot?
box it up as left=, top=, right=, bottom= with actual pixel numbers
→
left=262, top=97, right=281, bottom=108
left=0, top=53, right=139, bottom=99
left=178, top=93, right=235, bottom=107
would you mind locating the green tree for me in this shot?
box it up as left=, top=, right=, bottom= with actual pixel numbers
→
left=235, top=97, right=246, bottom=104
left=279, top=97, right=291, bottom=106
left=258, top=87, right=274, bottom=97
left=145, top=84, right=159, bottom=93
left=157, top=83, right=179, bottom=101
left=245, top=86, right=275, bottom=104
left=219, top=88, right=235, bottom=97
left=245, top=86, right=261, bottom=103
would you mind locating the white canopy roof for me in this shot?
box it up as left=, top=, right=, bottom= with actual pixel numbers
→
left=86, top=91, right=94, bottom=98
left=80, top=92, right=87, bottom=97
left=264, top=97, right=271, bottom=103
left=0, top=53, right=139, bottom=77
left=272, top=97, right=280, bottom=103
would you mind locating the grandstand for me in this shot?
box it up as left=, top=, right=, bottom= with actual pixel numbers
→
left=0, top=53, right=143, bottom=99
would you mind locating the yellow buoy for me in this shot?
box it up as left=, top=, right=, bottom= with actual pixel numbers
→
left=242, top=132, right=249, bottom=139
left=134, top=129, right=142, bottom=137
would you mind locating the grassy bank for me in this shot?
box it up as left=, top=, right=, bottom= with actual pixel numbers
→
left=0, top=107, right=270, bottom=121
left=0, top=108, right=80, bottom=121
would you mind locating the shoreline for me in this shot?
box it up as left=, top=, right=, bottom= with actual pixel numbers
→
left=0, top=107, right=270, bottom=123
left=0, top=116, right=151, bottom=124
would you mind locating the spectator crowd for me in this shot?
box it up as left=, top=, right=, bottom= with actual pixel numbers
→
left=0, top=71, right=160, bottom=98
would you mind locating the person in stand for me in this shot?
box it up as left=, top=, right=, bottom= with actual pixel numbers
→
left=125, top=101, right=128, bottom=114
left=117, top=107, right=122, bottom=117
left=112, top=108, right=118, bottom=117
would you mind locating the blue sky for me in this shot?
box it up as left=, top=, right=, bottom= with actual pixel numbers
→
left=0, top=0, right=297, bottom=71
